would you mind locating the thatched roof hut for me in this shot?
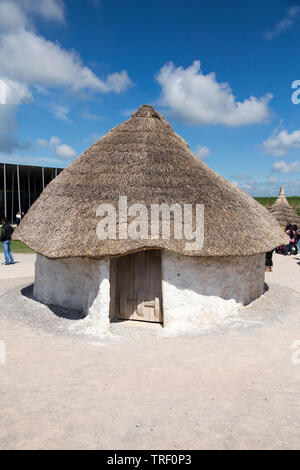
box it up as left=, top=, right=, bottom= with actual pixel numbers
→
left=14, top=105, right=287, bottom=334
left=269, top=186, right=300, bottom=229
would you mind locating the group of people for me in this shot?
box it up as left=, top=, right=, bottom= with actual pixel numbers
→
left=283, top=223, right=300, bottom=256
left=266, top=222, right=300, bottom=271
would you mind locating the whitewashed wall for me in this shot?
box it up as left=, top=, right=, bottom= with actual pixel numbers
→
left=34, top=254, right=110, bottom=334
left=34, top=251, right=265, bottom=335
left=161, top=251, right=265, bottom=332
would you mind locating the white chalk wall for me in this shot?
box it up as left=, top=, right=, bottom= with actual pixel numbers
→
left=161, top=251, right=265, bottom=332
left=34, top=251, right=265, bottom=335
left=34, top=254, right=110, bottom=334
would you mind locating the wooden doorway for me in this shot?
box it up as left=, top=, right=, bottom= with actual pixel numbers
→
left=110, top=250, right=163, bottom=323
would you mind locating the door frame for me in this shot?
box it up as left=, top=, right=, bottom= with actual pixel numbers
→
left=109, top=249, right=163, bottom=324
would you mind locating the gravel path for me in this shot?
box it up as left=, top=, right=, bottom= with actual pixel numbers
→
left=265, top=252, right=300, bottom=294
left=0, top=281, right=298, bottom=342
left=0, top=253, right=300, bottom=450
left=0, top=254, right=35, bottom=296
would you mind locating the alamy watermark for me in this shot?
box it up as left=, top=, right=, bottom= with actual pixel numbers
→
left=291, top=340, right=300, bottom=365
left=291, top=80, right=300, bottom=104
left=0, top=340, right=6, bottom=366
left=96, top=196, right=204, bottom=251
left=0, top=80, right=6, bottom=105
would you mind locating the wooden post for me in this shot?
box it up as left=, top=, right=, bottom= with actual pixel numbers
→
left=17, top=164, right=21, bottom=214
left=28, top=169, right=31, bottom=207
left=3, top=163, right=7, bottom=218
left=11, top=168, right=14, bottom=224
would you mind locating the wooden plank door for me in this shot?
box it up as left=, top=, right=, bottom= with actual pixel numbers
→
left=115, top=250, right=163, bottom=323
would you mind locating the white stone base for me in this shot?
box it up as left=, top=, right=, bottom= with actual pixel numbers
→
left=161, top=251, right=265, bottom=333
left=34, top=251, right=265, bottom=336
left=34, top=254, right=110, bottom=334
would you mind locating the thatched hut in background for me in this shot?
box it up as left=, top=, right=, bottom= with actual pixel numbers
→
left=14, top=105, right=287, bottom=333
left=269, top=186, right=300, bottom=229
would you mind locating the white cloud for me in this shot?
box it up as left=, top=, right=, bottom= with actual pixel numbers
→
left=234, top=177, right=300, bottom=197
left=194, top=145, right=211, bottom=160
left=82, top=112, right=100, bottom=121
left=263, top=6, right=300, bottom=40
left=272, top=160, right=300, bottom=174
left=231, top=181, right=252, bottom=190
left=101, top=70, right=134, bottom=93
left=0, top=152, right=68, bottom=167
left=83, top=133, right=103, bottom=143
left=231, top=173, right=251, bottom=181
left=50, top=136, right=76, bottom=160
left=55, top=143, right=76, bottom=159
left=51, top=104, right=71, bottom=122
left=0, top=78, right=32, bottom=153
left=36, top=138, right=48, bottom=147
left=0, top=30, right=131, bottom=92
left=0, top=0, right=65, bottom=29
left=38, top=136, right=76, bottom=160
left=28, top=0, right=65, bottom=23
left=262, top=128, right=300, bottom=156
left=0, top=78, right=32, bottom=107
left=0, top=0, right=133, bottom=153
left=156, top=61, right=273, bottom=127
left=49, top=136, right=61, bottom=152
left=0, top=1, right=27, bottom=32
left=229, top=175, right=282, bottom=196
left=267, top=175, right=278, bottom=184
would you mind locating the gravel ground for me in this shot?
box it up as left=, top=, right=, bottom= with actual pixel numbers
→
left=0, top=254, right=35, bottom=296
left=0, top=281, right=299, bottom=342
left=0, top=253, right=300, bottom=450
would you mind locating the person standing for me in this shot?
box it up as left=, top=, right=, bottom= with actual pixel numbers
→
left=285, top=224, right=295, bottom=255
left=1, top=218, right=15, bottom=265
left=292, top=224, right=299, bottom=253
left=16, top=212, right=21, bottom=226
left=265, top=250, right=274, bottom=272
left=296, top=228, right=300, bottom=257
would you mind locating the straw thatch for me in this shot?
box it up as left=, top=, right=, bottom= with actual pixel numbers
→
left=14, top=105, right=287, bottom=259
left=269, top=186, right=300, bottom=228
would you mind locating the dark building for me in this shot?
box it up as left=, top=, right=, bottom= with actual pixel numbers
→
left=0, top=163, right=63, bottom=224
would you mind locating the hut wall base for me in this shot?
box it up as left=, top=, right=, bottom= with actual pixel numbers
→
left=161, top=251, right=265, bottom=333
left=34, top=254, right=110, bottom=334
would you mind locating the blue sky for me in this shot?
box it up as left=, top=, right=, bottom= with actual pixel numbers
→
left=1, top=0, right=300, bottom=196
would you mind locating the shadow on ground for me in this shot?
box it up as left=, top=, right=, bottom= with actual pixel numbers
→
left=264, top=282, right=269, bottom=292
left=21, top=284, right=86, bottom=321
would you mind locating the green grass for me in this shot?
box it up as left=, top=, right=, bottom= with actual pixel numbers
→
left=9, top=240, right=35, bottom=253
left=254, top=197, right=276, bottom=207
left=0, top=227, right=35, bottom=254
left=255, top=196, right=300, bottom=209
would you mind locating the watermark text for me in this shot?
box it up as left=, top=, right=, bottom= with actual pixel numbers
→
left=96, top=196, right=204, bottom=251
left=0, top=340, right=6, bottom=366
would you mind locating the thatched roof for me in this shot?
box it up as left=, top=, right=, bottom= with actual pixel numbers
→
left=269, top=186, right=300, bottom=228
left=14, top=105, right=287, bottom=259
